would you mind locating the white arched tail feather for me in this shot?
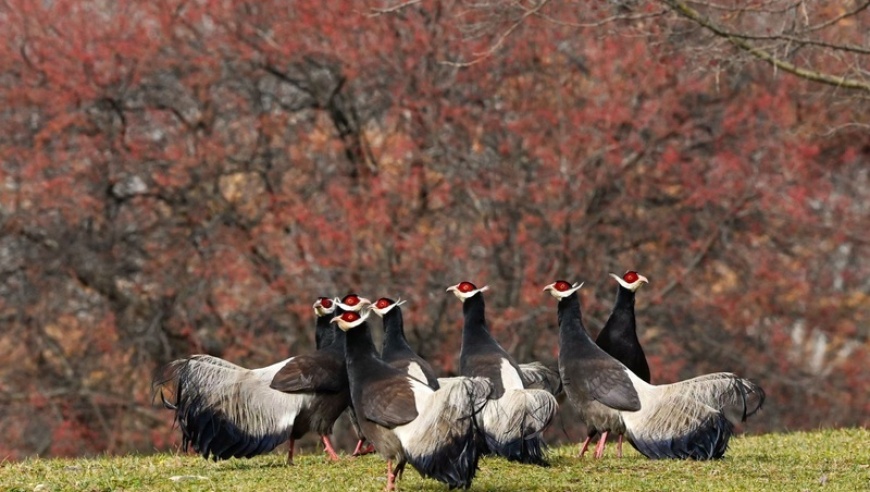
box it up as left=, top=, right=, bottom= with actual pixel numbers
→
left=620, top=370, right=765, bottom=459
left=155, top=354, right=312, bottom=459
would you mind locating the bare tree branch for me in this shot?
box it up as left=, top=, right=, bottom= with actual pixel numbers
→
left=661, top=0, right=870, bottom=93
left=443, top=0, right=551, bottom=67
left=370, top=0, right=422, bottom=16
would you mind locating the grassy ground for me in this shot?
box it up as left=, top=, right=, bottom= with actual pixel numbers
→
left=1, top=428, right=867, bottom=491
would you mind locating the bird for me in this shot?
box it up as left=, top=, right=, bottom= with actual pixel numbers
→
left=447, top=281, right=558, bottom=466
left=314, top=296, right=337, bottom=349
left=333, top=293, right=378, bottom=457
left=584, top=270, right=650, bottom=458
left=543, top=280, right=765, bottom=460
left=371, top=297, right=440, bottom=389
left=335, top=307, right=492, bottom=491
left=268, top=298, right=353, bottom=462
left=151, top=296, right=353, bottom=463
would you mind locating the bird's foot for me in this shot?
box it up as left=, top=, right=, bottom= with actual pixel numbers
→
left=322, top=435, right=341, bottom=461
left=352, top=441, right=376, bottom=457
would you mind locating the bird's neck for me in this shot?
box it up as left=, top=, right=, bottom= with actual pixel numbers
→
left=460, top=293, right=500, bottom=351
left=557, top=293, right=597, bottom=350
left=614, top=286, right=636, bottom=312
left=323, top=326, right=346, bottom=355
left=344, top=322, right=379, bottom=364
left=382, top=309, right=415, bottom=357
left=605, top=286, right=638, bottom=337
left=315, top=316, right=335, bottom=350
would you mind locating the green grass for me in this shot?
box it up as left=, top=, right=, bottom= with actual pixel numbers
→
left=2, top=429, right=868, bottom=491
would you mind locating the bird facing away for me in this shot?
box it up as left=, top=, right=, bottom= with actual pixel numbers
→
left=371, top=297, right=440, bottom=389
left=544, top=280, right=765, bottom=460
left=588, top=270, right=650, bottom=458
left=336, top=308, right=492, bottom=491
left=151, top=296, right=349, bottom=463
left=447, top=281, right=558, bottom=466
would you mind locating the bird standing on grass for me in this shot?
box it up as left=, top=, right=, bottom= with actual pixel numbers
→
left=544, top=279, right=765, bottom=460
left=332, top=293, right=377, bottom=457
left=585, top=270, right=650, bottom=458
left=447, top=281, right=558, bottom=466
left=152, top=296, right=349, bottom=463
left=336, top=308, right=492, bottom=490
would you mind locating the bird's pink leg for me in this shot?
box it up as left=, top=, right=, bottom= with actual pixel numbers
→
left=578, top=436, right=593, bottom=458
left=321, top=435, right=340, bottom=461
left=593, top=431, right=609, bottom=459
left=386, top=460, right=397, bottom=491
left=286, top=439, right=295, bottom=465
left=617, top=434, right=624, bottom=458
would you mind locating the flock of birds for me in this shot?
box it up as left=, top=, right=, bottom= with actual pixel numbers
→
left=152, top=272, right=766, bottom=490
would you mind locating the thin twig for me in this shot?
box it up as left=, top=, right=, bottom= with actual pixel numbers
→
left=661, top=0, right=870, bottom=93
left=442, top=0, right=551, bottom=67
left=370, top=0, right=422, bottom=16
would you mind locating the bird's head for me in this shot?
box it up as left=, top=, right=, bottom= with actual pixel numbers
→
left=332, top=309, right=370, bottom=332
left=313, top=297, right=335, bottom=317
left=334, top=293, right=372, bottom=312
left=610, top=271, right=649, bottom=292
left=446, top=281, right=489, bottom=302
left=542, top=280, right=584, bottom=299
left=371, top=297, right=406, bottom=317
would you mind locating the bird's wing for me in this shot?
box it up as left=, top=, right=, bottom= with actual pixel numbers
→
left=270, top=352, right=346, bottom=393
left=585, top=363, right=641, bottom=412
left=361, top=376, right=420, bottom=427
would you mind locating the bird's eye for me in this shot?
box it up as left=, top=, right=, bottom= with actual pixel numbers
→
left=375, top=298, right=392, bottom=309
left=343, top=312, right=360, bottom=322
left=319, top=297, right=333, bottom=308
left=458, top=282, right=476, bottom=293
left=623, top=271, right=639, bottom=283
left=554, top=281, right=572, bottom=292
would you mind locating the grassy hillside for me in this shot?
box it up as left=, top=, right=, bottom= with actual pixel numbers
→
left=2, top=429, right=867, bottom=491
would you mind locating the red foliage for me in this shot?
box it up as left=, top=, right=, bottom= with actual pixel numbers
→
left=0, top=0, right=867, bottom=458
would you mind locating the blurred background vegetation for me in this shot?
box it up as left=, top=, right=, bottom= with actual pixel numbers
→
left=0, top=0, right=867, bottom=459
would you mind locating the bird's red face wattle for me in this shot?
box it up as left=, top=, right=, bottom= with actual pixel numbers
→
left=343, top=295, right=360, bottom=306
left=375, top=298, right=393, bottom=310
left=623, top=271, right=639, bottom=283
left=319, top=297, right=333, bottom=309
left=457, top=282, right=477, bottom=293
left=553, top=281, right=573, bottom=292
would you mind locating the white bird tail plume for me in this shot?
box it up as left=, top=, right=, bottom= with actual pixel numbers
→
left=518, top=361, right=563, bottom=397
left=395, top=376, right=492, bottom=489
left=668, top=372, right=765, bottom=424
left=622, top=372, right=766, bottom=460
left=477, top=388, right=558, bottom=465
left=152, top=355, right=307, bottom=460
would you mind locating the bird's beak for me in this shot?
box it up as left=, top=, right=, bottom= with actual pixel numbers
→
left=638, top=274, right=649, bottom=284
left=542, top=282, right=556, bottom=292
left=330, top=315, right=342, bottom=324
left=358, top=297, right=372, bottom=307
left=445, top=284, right=458, bottom=293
